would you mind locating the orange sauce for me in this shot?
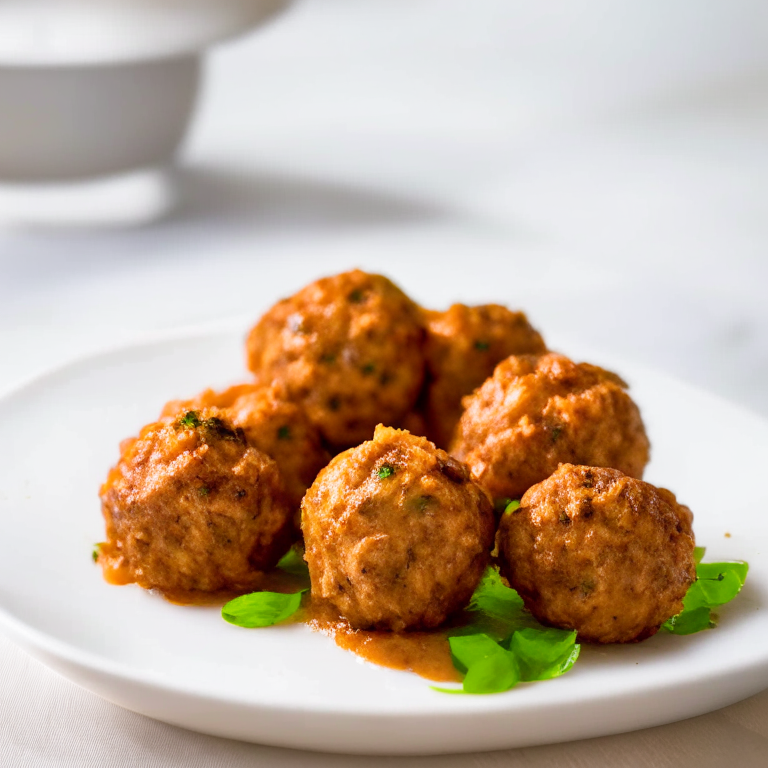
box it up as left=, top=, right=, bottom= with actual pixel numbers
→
left=304, top=600, right=460, bottom=683
left=96, top=544, right=309, bottom=605
left=97, top=548, right=458, bottom=682
left=97, top=542, right=134, bottom=586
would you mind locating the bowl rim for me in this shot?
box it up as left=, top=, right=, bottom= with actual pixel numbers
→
left=0, top=0, right=293, bottom=67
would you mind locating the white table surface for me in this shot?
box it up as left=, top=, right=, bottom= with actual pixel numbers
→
left=2, top=1, right=768, bottom=764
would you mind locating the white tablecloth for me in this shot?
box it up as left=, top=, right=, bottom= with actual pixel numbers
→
left=2, top=1, right=767, bottom=764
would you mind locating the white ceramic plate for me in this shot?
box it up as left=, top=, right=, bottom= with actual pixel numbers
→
left=0, top=325, right=766, bottom=756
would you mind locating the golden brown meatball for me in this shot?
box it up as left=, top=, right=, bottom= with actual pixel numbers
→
left=498, top=464, right=696, bottom=643
left=452, top=353, right=650, bottom=501
left=161, top=384, right=330, bottom=514
left=246, top=270, right=425, bottom=449
left=422, top=304, right=546, bottom=447
left=302, top=425, right=495, bottom=631
left=100, top=408, right=294, bottom=593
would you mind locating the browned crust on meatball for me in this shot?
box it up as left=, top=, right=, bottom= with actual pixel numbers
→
left=422, top=304, right=546, bottom=447
left=161, top=384, right=330, bottom=514
left=100, top=408, right=294, bottom=592
left=246, top=270, right=426, bottom=449
left=498, top=464, right=696, bottom=643
left=302, top=425, right=495, bottom=631
left=451, top=353, right=650, bottom=501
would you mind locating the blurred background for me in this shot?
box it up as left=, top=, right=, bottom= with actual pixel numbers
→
left=2, top=0, right=767, bottom=415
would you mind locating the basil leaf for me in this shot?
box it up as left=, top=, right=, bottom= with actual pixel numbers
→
left=696, top=561, right=748, bottom=588
left=463, top=652, right=520, bottom=694
left=447, top=633, right=520, bottom=694
left=465, top=568, right=537, bottom=640
left=449, top=633, right=505, bottom=673
left=662, top=606, right=715, bottom=635
left=506, top=628, right=579, bottom=681
left=693, top=546, right=706, bottom=564
left=684, top=562, right=748, bottom=611
left=222, top=590, right=305, bottom=628
left=663, top=559, right=748, bottom=635
left=277, top=546, right=309, bottom=577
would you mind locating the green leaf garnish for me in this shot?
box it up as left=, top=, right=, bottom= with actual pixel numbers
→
left=377, top=464, right=395, bottom=480
left=222, top=590, right=305, bottom=628
left=463, top=652, right=520, bottom=694
left=449, top=633, right=505, bottom=673
left=662, top=558, right=748, bottom=635
left=277, top=546, right=309, bottom=578
left=91, top=543, right=102, bottom=563
left=693, top=546, right=706, bottom=564
left=662, top=606, right=715, bottom=635
left=198, top=486, right=210, bottom=497
left=464, top=567, right=536, bottom=640
left=277, top=425, right=292, bottom=440
left=447, top=634, right=520, bottom=694
left=504, top=500, right=521, bottom=515
left=505, top=627, right=579, bottom=681
left=474, top=340, right=490, bottom=352
left=439, top=571, right=579, bottom=695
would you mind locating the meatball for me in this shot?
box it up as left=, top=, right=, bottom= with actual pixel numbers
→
left=422, top=304, right=546, bottom=447
left=161, top=384, right=330, bottom=514
left=302, top=425, right=495, bottom=631
left=498, top=464, right=696, bottom=643
left=246, top=270, right=425, bottom=449
left=452, top=353, right=650, bottom=502
left=100, top=408, right=294, bottom=593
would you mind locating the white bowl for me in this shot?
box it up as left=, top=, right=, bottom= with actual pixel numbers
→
left=0, top=0, right=291, bottom=184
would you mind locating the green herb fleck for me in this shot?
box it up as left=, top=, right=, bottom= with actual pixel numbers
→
left=198, top=486, right=210, bottom=497
left=277, top=425, right=292, bottom=440
left=474, top=340, right=491, bottom=352
left=222, top=590, right=306, bottom=628
left=412, top=494, right=433, bottom=512
left=200, top=417, right=241, bottom=442
left=377, top=464, right=395, bottom=480
left=91, top=543, right=102, bottom=563
left=320, top=353, right=336, bottom=365
left=559, top=511, right=570, bottom=524
left=176, top=411, right=202, bottom=429
left=504, top=500, right=521, bottom=515
left=175, top=411, right=241, bottom=443
left=361, top=362, right=376, bottom=375
left=348, top=289, right=366, bottom=303
left=550, top=425, right=563, bottom=443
